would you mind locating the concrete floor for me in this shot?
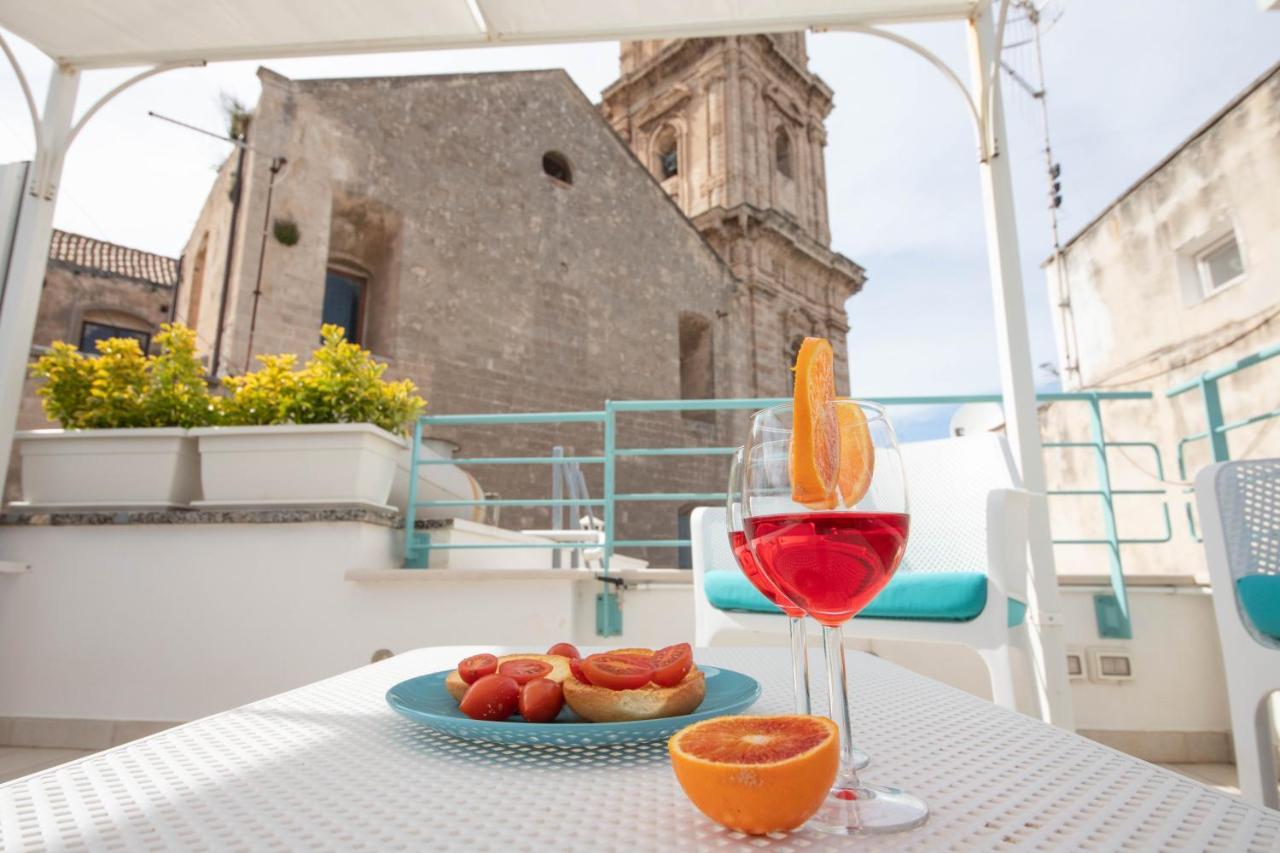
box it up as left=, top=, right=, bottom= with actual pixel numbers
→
left=0, top=746, right=1255, bottom=799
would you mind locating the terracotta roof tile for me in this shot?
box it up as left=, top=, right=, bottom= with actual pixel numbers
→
left=48, top=229, right=178, bottom=287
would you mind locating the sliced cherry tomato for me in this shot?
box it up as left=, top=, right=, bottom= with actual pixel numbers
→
left=458, top=674, right=519, bottom=721
left=650, top=643, right=693, bottom=687
left=569, top=656, right=591, bottom=684
left=498, top=658, right=554, bottom=686
left=582, top=654, right=655, bottom=691
left=457, top=653, right=498, bottom=685
left=610, top=653, right=654, bottom=667
left=518, top=678, right=564, bottom=723
left=546, top=642, right=580, bottom=659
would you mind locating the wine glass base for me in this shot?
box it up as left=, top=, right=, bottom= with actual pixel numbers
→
left=806, top=784, right=928, bottom=835
left=849, top=746, right=870, bottom=771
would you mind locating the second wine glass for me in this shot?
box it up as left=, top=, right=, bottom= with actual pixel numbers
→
left=742, top=400, right=927, bottom=835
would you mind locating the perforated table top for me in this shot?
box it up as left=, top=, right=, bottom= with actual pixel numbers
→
left=2, top=646, right=1277, bottom=851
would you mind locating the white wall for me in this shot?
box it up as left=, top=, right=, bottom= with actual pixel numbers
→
left=0, top=522, right=1234, bottom=754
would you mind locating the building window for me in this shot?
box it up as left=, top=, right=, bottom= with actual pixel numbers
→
left=542, top=151, right=573, bottom=185
left=323, top=268, right=366, bottom=344
left=775, top=128, right=793, bottom=179
left=1196, top=233, right=1244, bottom=294
left=79, top=321, right=151, bottom=354
left=679, top=313, right=715, bottom=422
left=655, top=128, right=679, bottom=180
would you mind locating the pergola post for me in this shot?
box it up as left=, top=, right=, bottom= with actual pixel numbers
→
left=968, top=4, right=1074, bottom=728
left=0, top=65, right=79, bottom=486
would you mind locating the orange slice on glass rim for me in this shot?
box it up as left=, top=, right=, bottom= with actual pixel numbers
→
left=789, top=337, right=839, bottom=508
left=835, top=399, right=874, bottom=506
left=669, top=715, right=840, bottom=836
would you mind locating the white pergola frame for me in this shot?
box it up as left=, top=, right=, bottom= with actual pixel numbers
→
left=0, top=0, right=1073, bottom=728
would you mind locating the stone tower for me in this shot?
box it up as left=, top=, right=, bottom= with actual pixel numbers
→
left=601, top=34, right=865, bottom=396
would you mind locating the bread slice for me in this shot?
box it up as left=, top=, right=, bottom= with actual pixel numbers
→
left=444, top=653, right=573, bottom=703
left=561, top=648, right=706, bottom=722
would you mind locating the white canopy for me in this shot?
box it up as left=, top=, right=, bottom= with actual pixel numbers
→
left=4, top=0, right=975, bottom=68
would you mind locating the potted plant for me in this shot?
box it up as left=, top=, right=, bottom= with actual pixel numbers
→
left=192, top=324, right=425, bottom=508
left=20, top=324, right=213, bottom=508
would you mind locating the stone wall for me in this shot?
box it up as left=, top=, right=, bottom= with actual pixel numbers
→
left=179, top=68, right=752, bottom=562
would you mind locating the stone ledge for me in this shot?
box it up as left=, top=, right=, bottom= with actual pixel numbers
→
left=0, top=508, right=458, bottom=530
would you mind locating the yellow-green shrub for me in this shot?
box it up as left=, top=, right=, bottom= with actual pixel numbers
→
left=220, top=325, right=425, bottom=435
left=29, top=324, right=216, bottom=429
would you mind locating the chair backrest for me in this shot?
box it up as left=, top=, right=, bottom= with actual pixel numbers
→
left=897, top=434, right=1020, bottom=575
left=691, top=506, right=735, bottom=577
left=1196, top=458, right=1280, bottom=649
left=692, top=434, right=1018, bottom=579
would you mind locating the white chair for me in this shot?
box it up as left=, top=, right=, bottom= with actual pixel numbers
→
left=1196, top=459, right=1280, bottom=809
left=692, top=434, right=1033, bottom=712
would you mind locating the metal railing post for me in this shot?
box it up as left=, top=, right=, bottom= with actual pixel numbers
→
left=598, top=401, right=620, bottom=636
left=1199, top=377, right=1230, bottom=463
left=403, top=417, right=427, bottom=568
left=1087, top=395, right=1131, bottom=638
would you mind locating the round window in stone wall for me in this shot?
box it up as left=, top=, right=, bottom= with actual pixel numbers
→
left=542, top=151, right=573, bottom=185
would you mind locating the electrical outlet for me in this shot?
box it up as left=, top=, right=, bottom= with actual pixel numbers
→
left=1088, top=647, right=1135, bottom=683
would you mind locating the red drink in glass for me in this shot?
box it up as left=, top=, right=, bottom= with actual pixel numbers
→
left=744, top=511, right=909, bottom=626
left=728, top=530, right=806, bottom=618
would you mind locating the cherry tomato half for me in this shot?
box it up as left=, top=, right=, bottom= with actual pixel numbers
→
left=518, top=678, right=564, bottom=723
left=582, top=654, right=655, bottom=691
left=546, top=642, right=580, bottom=659
left=457, top=653, right=498, bottom=685
left=650, top=643, right=693, bottom=687
left=569, top=656, right=591, bottom=684
left=458, top=674, right=520, bottom=721
left=498, top=658, right=554, bottom=686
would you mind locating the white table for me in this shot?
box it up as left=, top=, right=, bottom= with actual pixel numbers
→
left=2, top=647, right=1277, bottom=851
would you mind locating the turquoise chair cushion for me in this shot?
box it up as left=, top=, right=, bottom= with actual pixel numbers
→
left=704, top=570, right=1027, bottom=628
left=1238, top=575, right=1280, bottom=640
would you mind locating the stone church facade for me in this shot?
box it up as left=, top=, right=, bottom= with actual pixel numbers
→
left=175, top=35, right=862, bottom=558
left=601, top=35, right=864, bottom=395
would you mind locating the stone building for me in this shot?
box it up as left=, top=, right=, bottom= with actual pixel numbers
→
left=7, top=230, right=179, bottom=498
left=600, top=34, right=864, bottom=396
left=176, top=35, right=861, bottom=558
left=1039, top=61, right=1280, bottom=578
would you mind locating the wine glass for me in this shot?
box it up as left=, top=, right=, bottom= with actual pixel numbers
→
left=742, top=400, right=927, bottom=835
left=726, top=446, right=811, bottom=715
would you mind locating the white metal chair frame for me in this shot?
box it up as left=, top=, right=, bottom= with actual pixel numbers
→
left=692, top=434, right=1034, bottom=712
left=1196, top=458, right=1280, bottom=809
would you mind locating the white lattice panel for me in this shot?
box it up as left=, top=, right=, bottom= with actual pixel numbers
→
left=2, top=647, right=1277, bottom=851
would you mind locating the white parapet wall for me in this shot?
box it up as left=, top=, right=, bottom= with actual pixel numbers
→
left=0, top=511, right=1246, bottom=764
left=0, top=510, right=689, bottom=729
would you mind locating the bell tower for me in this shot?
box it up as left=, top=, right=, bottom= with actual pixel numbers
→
left=601, top=34, right=865, bottom=395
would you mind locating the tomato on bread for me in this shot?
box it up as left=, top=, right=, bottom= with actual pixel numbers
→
left=445, top=653, right=572, bottom=703
left=562, top=647, right=706, bottom=723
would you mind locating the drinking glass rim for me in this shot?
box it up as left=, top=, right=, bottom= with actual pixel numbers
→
left=750, top=398, right=889, bottom=423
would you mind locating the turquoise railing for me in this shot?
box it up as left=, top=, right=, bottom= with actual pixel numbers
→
left=1166, top=340, right=1280, bottom=540
left=404, top=391, right=1157, bottom=636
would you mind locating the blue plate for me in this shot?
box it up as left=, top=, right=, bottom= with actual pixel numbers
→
left=386, top=665, right=761, bottom=746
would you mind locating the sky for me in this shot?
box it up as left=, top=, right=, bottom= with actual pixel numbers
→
left=1, top=1, right=1278, bottom=438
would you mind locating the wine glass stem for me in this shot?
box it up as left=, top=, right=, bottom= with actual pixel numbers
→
left=788, top=615, right=811, bottom=715
left=822, top=623, right=860, bottom=789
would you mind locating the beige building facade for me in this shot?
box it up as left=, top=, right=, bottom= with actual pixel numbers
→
left=1040, top=62, right=1280, bottom=578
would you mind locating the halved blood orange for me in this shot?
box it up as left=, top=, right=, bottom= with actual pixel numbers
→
left=669, top=715, right=839, bottom=835
left=835, top=399, right=874, bottom=506
left=789, top=337, right=839, bottom=509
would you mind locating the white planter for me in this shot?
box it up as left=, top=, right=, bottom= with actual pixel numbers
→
left=15, top=427, right=200, bottom=509
left=191, top=424, right=405, bottom=509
